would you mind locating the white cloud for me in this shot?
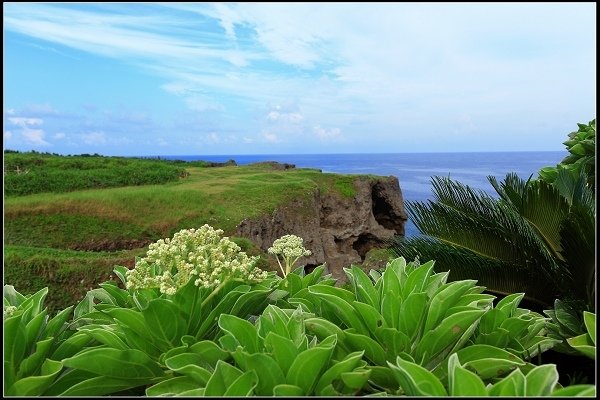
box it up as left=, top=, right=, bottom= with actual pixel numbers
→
left=53, top=132, right=66, bottom=139
left=8, top=117, right=43, bottom=127
left=263, top=132, right=279, bottom=142
left=267, top=110, right=303, bottom=124
left=21, top=129, right=50, bottom=146
left=314, top=125, right=341, bottom=141
left=3, top=3, right=595, bottom=153
left=207, top=132, right=219, bottom=143
left=22, top=103, right=60, bottom=116
left=4, top=130, right=13, bottom=140
left=243, top=137, right=254, bottom=143
left=6, top=108, right=15, bottom=115
left=7, top=116, right=50, bottom=146
left=81, top=131, right=107, bottom=145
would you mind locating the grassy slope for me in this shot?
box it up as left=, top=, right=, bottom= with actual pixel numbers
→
left=4, top=153, right=367, bottom=313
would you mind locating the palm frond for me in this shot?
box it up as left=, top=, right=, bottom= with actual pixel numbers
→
left=553, top=168, right=595, bottom=212
left=559, top=203, right=596, bottom=310
left=389, top=236, right=558, bottom=307
left=406, top=177, right=561, bottom=282
left=490, top=173, right=568, bottom=260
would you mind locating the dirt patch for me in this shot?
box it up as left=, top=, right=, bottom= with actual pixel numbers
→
left=70, top=239, right=152, bottom=251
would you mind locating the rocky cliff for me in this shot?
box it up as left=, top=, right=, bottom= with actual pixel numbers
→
left=236, top=175, right=408, bottom=281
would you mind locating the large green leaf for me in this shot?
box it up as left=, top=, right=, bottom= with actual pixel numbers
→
left=164, top=354, right=212, bottom=384
left=62, top=348, right=164, bottom=379
left=286, top=335, right=336, bottom=395
left=345, top=265, right=379, bottom=308
left=433, top=344, right=525, bottom=382
left=264, top=332, right=299, bottom=375
left=343, top=330, right=387, bottom=366
left=196, top=286, right=249, bottom=339
left=232, top=348, right=286, bottom=396
left=525, top=364, right=559, bottom=396
left=223, top=370, right=258, bottom=396
left=6, top=358, right=62, bottom=396
left=353, top=301, right=384, bottom=336
left=204, top=360, right=243, bottom=396
left=416, top=309, right=485, bottom=367
left=273, top=384, right=304, bottom=396
left=43, top=305, right=73, bottom=339
left=308, top=286, right=369, bottom=334
left=551, top=384, right=596, bottom=396
left=487, top=368, right=526, bottom=396
left=340, top=369, right=371, bottom=391
left=447, top=353, right=487, bottom=397
left=146, top=376, right=202, bottom=396
left=189, top=340, right=230, bottom=366
left=397, top=292, right=428, bottom=340
left=566, top=333, right=595, bottom=359
left=374, top=327, right=411, bottom=360
left=78, top=326, right=129, bottom=350
left=4, top=313, right=26, bottom=388
left=218, top=314, right=260, bottom=354
left=388, top=357, right=448, bottom=396
left=58, top=376, right=153, bottom=396
left=583, top=311, right=596, bottom=345
left=401, top=260, right=436, bottom=299
left=24, top=310, right=48, bottom=350
left=424, top=280, right=477, bottom=333
left=41, top=368, right=97, bottom=395
left=142, top=298, right=187, bottom=350
left=16, top=337, right=54, bottom=378
left=50, top=331, right=95, bottom=361
left=314, top=351, right=364, bottom=394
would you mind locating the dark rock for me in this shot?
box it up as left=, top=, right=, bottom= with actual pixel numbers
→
left=248, top=161, right=296, bottom=170
left=206, top=159, right=237, bottom=167
left=236, top=176, right=407, bottom=282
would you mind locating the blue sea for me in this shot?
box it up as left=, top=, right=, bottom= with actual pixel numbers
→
left=160, top=152, right=565, bottom=237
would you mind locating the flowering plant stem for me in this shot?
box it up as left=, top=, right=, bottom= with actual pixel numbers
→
left=200, top=278, right=244, bottom=309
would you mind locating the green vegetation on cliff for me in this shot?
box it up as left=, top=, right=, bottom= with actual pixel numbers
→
left=3, top=151, right=365, bottom=312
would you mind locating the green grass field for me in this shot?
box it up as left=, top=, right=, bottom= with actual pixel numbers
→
left=4, top=151, right=370, bottom=313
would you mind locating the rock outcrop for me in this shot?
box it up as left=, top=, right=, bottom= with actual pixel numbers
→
left=236, top=176, right=407, bottom=282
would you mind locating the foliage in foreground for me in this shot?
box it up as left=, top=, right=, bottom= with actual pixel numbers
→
left=539, top=119, right=595, bottom=190
left=4, top=227, right=596, bottom=396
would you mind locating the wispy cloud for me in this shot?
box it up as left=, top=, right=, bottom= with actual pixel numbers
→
left=7, top=116, right=50, bottom=146
left=3, top=3, right=595, bottom=153
left=314, top=125, right=342, bottom=141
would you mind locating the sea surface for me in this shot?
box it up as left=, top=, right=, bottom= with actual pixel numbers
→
left=160, top=152, right=565, bottom=237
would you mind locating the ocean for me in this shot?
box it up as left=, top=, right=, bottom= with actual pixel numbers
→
left=160, top=152, right=565, bottom=237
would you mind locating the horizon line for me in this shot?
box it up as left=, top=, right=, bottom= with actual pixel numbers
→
left=4, top=149, right=566, bottom=158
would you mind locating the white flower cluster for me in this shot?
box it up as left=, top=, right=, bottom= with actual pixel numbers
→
left=3, top=305, right=18, bottom=318
left=268, top=234, right=312, bottom=276
left=125, top=225, right=268, bottom=294
left=268, top=235, right=312, bottom=259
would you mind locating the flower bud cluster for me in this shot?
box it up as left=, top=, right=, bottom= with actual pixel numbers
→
left=126, top=224, right=268, bottom=294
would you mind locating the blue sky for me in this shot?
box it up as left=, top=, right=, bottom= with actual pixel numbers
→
left=3, top=2, right=596, bottom=156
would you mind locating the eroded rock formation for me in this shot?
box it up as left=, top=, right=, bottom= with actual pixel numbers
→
left=236, top=176, right=407, bottom=282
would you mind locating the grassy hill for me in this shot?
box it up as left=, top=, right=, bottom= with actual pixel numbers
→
left=3, top=151, right=362, bottom=312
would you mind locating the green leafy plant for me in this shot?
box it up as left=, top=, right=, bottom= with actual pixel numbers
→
left=3, top=286, right=87, bottom=396
left=539, top=119, right=595, bottom=190
left=146, top=305, right=370, bottom=396
left=388, top=352, right=596, bottom=396
left=32, top=227, right=281, bottom=395
left=296, top=257, right=558, bottom=393
left=565, top=311, right=596, bottom=360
